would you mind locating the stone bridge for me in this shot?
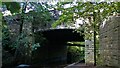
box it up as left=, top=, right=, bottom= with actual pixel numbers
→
left=33, top=29, right=84, bottom=66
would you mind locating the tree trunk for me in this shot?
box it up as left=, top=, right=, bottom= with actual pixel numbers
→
left=14, top=2, right=28, bottom=65
left=93, top=12, right=96, bottom=66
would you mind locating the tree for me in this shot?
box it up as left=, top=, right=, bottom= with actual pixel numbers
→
left=2, top=1, right=54, bottom=65
left=52, top=2, right=118, bottom=65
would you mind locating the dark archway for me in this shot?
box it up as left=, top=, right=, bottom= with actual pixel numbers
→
left=33, top=29, right=84, bottom=66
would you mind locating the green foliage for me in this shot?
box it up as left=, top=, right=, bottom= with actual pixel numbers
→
left=52, top=2, right=120, bottom=65
left=67, top=41, right=85, bottom=45
left=21, top=2, right=54, bottom=30
left=67, top=46, right=81, bottom=53
left=2, top=2, right=21, bottom=14
left=2, top=2, right=54, bottom=64
left=2, top=19, right=15, bottom=66
left=2, top=19, right=11, bottom=49
left=52, top=2, right=119, bottom=45
left=27, top=11, right=53, bottom=29
left=2, top=2, right=53, bottom=48
left=32, top=43, right=40, bottom=51
left=67, top=46, right=84, bottom=63
left=34, top=32, right=47, bottom=46
left=52, top=2, right=118, bottom=30
left=12, top=33, right=41, bottom=51
left=12, top=33, right=27, bottom=49
left=114, top=2, right=120, bottom=13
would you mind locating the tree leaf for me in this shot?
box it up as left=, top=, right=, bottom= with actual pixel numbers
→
left=3, top=2, right=21, bottom=14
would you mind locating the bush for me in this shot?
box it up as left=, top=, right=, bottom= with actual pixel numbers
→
left=67, top=46, right=84, bottom=63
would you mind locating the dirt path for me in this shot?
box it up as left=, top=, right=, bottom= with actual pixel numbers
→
left=64, top=63, right=95, bottom=68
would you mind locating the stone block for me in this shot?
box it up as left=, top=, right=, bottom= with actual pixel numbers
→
left=104, top=26, right=108, bottom=32
left=110, top=49, right=119, bottom=56
left=118, top=43, right=120, bottom=50
left=100, top=26, right=104, bottom=34
left=99, top=16, right=120, bottom=67
left=109, top=22, right=114, bottom=29
left=118, top=50, right=120, bottom=56
left=112, top=42, right=119, bottom=49
left=85, top=49, right=94, bottom=64
left=113, top=28, right=119, bottom=35
left=100, top=36, right=103, bottom=40
left=118, top=26, right=120, bottom=37
left=107, top=22, right=110, bottom=30
left=110, top=44, right=118, bottom=50
left=109, top=57, right=118, bottom=66
left=108, top=32, right=114, bottom=37
left=113, top=16, right=120, bottom=28
left=118, top=56, right=120, bottom=68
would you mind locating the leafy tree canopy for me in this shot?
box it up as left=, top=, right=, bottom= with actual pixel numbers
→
left=52, top=2, right=120, bottom=39
left=2, top=2, right=21, bottom=14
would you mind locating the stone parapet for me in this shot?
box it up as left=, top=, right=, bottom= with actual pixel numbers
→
left=99, top=16, right=120, bottom=67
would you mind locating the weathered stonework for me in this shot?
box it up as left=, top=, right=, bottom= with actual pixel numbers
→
left=100, top=16, right=120, bottom=67
left=85, top=40, right=94, bottom=65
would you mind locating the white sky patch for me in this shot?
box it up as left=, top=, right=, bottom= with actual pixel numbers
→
left=25, top=5, right=34, bottom=13
left=100, top=9, right=104, bottom=13
left=76, top=19, right=83, bottom=25
left=25, top=9, right=33, bottom=13
left=47, top=0, right=58, bottom=5
left=74, top=19, right=83, bottom=28
left=99, top=0, right=105, bottom=2
left=64, top=4, right=71, bottom=8
left=2, top=10, right=12, bottom=16
left=59, top=11, right=62, bottom=15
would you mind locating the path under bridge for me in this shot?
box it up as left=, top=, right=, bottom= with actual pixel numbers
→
left=33, top=29, right=85, bottom=66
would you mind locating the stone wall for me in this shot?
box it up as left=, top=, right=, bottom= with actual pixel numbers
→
left=99, top=16, right=120, bottom=67
left=85, top=40, right=94, bottom=65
